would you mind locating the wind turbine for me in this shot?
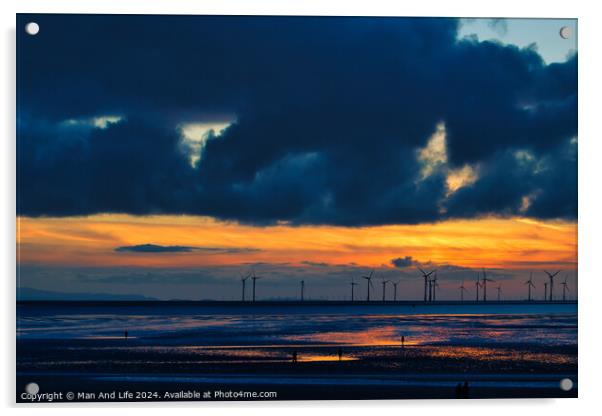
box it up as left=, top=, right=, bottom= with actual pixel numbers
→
left=418, top=267, right=435, bottom=302
left=428, top=278, right=433, bottom=302
left=561, top=276, right=570, bottom=301
left=392, top=280, right=401, bottom=301
left=240, top=272, right=251, bottom=301
left=481, top=269, right=495, bottom=302
left=381, top=278, right=390, bottom=302
left=432, top=272, right=440, bottom=301
left=475, top=274, right=481, bottom=302
left=251, top=270, right=262, bottom=302
left=350, top=279, right=359, bottom=302
left=496, top=285, right=503, bottom=301
left=525, top=272, right=536, bottom=302
left=544, top=270, right=560, bottom=301
left=362, top=270, right=375, bottom=301
left=300, top=280, right=305, bottom=301
left=544, top=282, right=548, bottom=301
left=458, top=281, right=468, bottom=302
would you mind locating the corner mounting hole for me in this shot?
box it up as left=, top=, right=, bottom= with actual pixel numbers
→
left=559, top=378, right=573, bottom=391
left=25, top=382, right=39, bottom=394
left=559, top=26, right=571, bottom=40
left=25, top=22, right=39, bottom=36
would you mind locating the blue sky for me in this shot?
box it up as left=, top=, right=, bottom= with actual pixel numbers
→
left=459, top=18, right=577, bottom=64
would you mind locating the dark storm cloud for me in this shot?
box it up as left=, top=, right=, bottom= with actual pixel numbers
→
left=445, top=139, right=577, bottom=220
left=17, top=15, right=577, bottom=225
left=115, top=244, right=198, bottom=253
left=114, top=244, right=261, bottom=254
left=391, top=256, right=416, bottom=268
left=301, top=261, right=330, bottom=267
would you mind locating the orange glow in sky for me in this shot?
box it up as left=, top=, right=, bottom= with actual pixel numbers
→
left=17, top=215, right=577, bottom=270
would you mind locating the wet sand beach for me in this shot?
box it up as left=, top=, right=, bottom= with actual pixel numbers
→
left=17, top=301, right=578, bottom=401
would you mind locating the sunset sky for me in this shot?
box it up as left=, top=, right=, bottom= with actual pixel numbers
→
left=17, top=15, right=577, bottom=300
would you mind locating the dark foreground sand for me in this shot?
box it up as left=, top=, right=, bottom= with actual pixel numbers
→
left=17, top=372, right=578, bottom=402
left=17, top=338, right=577, bottom=402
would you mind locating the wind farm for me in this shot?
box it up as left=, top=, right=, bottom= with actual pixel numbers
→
left=179, top=267, right=577, bottom=305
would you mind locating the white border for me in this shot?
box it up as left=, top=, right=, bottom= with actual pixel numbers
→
left=3, top=1, right=601, bottom=415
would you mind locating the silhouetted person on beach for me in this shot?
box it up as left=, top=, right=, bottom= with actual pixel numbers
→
left=401, top=335, right=405, bottom=349
left=455, top=383, right=462, bottom=398
left=124, top=330, right=128, bottom=341
left=292, top=351, right=298, bottom=363
left=337, top=347, right=343, bottom=361
left=462, top=381, right=470, bottom=399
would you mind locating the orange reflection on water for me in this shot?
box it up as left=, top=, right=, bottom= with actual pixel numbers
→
left=179, top=346, right=359, bottom=362
left=297, top=354, right=357, bottom=362
left=284, top=325, right=447, bottom=347
left=90, top=345, right=359, bottom=363
left=424, top=346, right=575, bottom=365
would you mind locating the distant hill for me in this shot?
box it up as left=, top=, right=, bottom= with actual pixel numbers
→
left=17, top=287, right=156, bottom=301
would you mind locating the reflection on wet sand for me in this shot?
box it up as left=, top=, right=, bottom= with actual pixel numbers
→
left=17, top=308, right=577, bottom=384
left=49, top=341, right=571, bottom=368
left=297, top=354, right=357, bottom=362
left=284, top=325, right=446, bottom=346
left=422, top=346, right=575, bottom=365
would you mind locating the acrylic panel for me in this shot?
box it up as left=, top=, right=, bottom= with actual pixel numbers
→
left=16, top=14, right=578, bottom=402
